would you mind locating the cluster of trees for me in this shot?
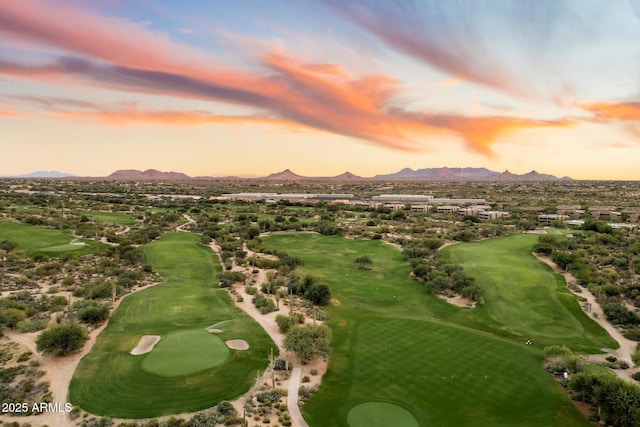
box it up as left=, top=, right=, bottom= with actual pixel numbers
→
left=283, top=324, right=331, bottom=361
left=287, top=275, right=332, bottom=306
left=534, top=228, right=640, bottom=330
left=569, top=373, right=640, bottom=426
left=400, top=238, right=483, bottom=302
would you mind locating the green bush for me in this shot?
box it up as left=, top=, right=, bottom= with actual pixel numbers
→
left=253, top=294, right=276, bottom=314
left=275, top=314, right=296, bottom=334
left=36, top=322, right=88, bottom=356
left=256, top=389, right=286, bottom=403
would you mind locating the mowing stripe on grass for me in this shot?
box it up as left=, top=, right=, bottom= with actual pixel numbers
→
left=69, top=233, right=274, bottom=418
left=263, top=232, right=606, bottom=427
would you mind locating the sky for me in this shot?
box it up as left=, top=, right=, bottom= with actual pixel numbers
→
left=0, top=0, right=639, bottom=180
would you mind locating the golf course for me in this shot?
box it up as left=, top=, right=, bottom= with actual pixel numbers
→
left=0, top=220, right=101, bottom=257
left=69, top=233, right=274, bottom=418
left=262, top=232, right=615, bottom=427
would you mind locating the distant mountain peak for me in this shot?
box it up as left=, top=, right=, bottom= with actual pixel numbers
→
left=264, top=169, right=304, bottom=180
left=375, top=167, right=569, bottom=181
left=108, top=169, right=191, bottom=180
left=17, top=170, right=76, bottom=178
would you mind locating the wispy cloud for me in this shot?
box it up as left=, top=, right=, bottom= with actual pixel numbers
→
left=0, top=0, right=578, bottom=155
left=577, top=101, right=640, bottom=122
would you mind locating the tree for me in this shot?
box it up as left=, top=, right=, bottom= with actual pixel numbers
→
left=77, top=303, right=110, bottom=324
left=0, top=308, right=27, bottom=329
left=304, top=283, right=332, bottom=306
left=354, top=255, right=372, bottom=269
left=283, top=324, right=331, bottom=361
left=36, top=322, right=88, bottom=356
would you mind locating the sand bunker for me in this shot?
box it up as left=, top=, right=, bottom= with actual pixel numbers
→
left=225, top=339, right=249, bottom=350
left=130, top=335, right=161, bottom=355
left=207, top=328, right=223, bottom=333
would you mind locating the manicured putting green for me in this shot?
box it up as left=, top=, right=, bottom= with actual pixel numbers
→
left=348, top=402, right=418, bottom=427
left=142, top=329, right=229, bottom=377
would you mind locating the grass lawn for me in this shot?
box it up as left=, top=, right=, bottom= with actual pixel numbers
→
left=0, top=220, right=101, bottom=257
left=263, top=232, right=613, bottom=427
left=441, top=234, right=615, bottom=351
left=141, top=329, right=229, bottom=377
left=69, top=233, right=274, bottom=418
left=83, top=211, right=139, bottom=226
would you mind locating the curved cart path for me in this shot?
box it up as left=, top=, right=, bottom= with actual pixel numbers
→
left=288, top=367, right=310, bottom=427
left=535, top=253, right=638, bottom=382
left=210, top=240, right=314, bottom=427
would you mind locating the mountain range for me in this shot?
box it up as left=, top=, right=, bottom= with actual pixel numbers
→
left=8, top=167, right=572, bottom=181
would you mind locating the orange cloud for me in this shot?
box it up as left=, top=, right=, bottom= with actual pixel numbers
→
left=577, top=102, right=640, bottom=122
left=428, top=116, right=574, bottom=155
left=0, top=2, right=574, bottom=156
left=47, top=106, right=297, bottom=129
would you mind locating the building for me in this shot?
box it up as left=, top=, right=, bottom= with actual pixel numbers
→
left=372, top=194, right=433, bottom=203
left=458, top=206, right=487, bottom=216
left=437, top=205, right=459, bottom=214
left=478, top=211, right=510, bottom=220
left=538, top=214, right=568, bottom=224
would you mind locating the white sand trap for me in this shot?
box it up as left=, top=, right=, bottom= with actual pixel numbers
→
left=225, top=339, right=249, bottom=350
left=130, top=335, right=161, bottom=355
left=208, top=328, right=223, bottom=333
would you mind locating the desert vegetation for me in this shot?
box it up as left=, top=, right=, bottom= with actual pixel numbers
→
left=0, top=177, right=638, bottom=426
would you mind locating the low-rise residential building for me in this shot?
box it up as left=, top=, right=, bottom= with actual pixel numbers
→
left=538, top=214, right=568, bottom=223
left=478, top=211, right=510, bottom=220
left=458, top=205, right=487, bottom=216
left=437, top=205, right=459, bottom=214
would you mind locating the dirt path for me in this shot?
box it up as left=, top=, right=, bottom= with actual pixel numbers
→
left=534, top=253, right=638, bottom=382
left=209, top=240, right=321, bottom=427
left=0, top=281, right=163, bottom=427
left=176, top=214, right=195, bottom=232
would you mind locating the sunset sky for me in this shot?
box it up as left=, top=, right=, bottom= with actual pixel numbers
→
left=1, top=0, right=639, bottom=179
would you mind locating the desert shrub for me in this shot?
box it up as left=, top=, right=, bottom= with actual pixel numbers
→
left=219, top=271, right=245, bottom=288
left=298, top=385, right=316, bottom=399
left=310, top=369, right=318, bottom=375
left=273, top=359, right=288, bottom=371
left=16, top=318, right=48, bottom=332
left=602, top=302, right=640, bottom=326
left=17, top=351, right=32, bottom=363
left=624, top=328, right=640, bottom=341
left=36, top=322, right=88, bottom=356
left=245, top=286, right=258, bottom=295
left=256, top=389, right=286, bottom=403
left=216, top=401, right=236, bottom=416
left=275, top=314, right=296, bottom=334
left=632, top=372, right=640, bottom=382
left=301, top=375, right=310, bottom=383
left=606, top=355, right=618, bottom=363
left=253, top=294, right=276, bottom=314
left=304, top=284, right=331, bottom=306
left=314, top=309, right=330, bottom=321
left=77, top=303, right=110, bottom=324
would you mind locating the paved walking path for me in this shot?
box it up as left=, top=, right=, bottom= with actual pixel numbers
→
left=288, top=367, right=310, bottom=427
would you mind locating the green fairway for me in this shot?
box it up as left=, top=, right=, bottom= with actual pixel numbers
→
left=69, top=233, right=274, bottom=418
left=141, top=329, right=230, bottom=376
left=441, top=234, right=615, bottom=350
left=84, top=211, right=138, bottom=225
left=262, top=232, right=613, bottom=427
left=0, top=220, right=101, bottom=256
